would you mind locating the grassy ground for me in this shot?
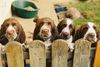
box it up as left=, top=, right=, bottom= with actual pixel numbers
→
left=66, top=1, right=100, bottom=29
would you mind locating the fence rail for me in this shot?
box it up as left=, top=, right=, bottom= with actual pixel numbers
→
left=0, top=39, right=99, bottom=67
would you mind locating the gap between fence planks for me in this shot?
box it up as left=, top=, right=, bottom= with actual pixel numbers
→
left=28, top=40, right=46, bottom=67
left=5, top=41, right=24, bottom=67
left=52, top=39, right=68, bottom=67
left=93, top=41, right=100, bottom=67
left=73, top=39, right=91, bottom=67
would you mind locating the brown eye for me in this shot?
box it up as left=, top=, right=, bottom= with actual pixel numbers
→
left=69, top=24, right=73, bottom=29
left=84, top=26, right=88, bottom=30
left=48, top=22, right=51, bottom=25
left=6, top=24, right=9, bottom=27
left=62, top=24, right=66, bottom=27
left=93, top=26, right=96, bottom=29
left=12, top=23, right=16, bottom=26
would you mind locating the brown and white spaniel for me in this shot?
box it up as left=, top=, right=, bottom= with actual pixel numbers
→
left=33, top=17, right=58, bottom=48
left=0, top=18, right=26, bottom=45
left=57, top=18, right=75, bottom=51
left=73, top=22, right=99, bottom=44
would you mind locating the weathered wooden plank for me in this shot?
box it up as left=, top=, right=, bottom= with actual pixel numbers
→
left=73, top=39, right=91, bottom=67
left=5, top=41, right=24, bottom=67
left=52, top=39, right=68, bottom=67
left=28, top=40, right=46, bottom=67
left=93, top=40, right=100, bottom=67
left=0, top=46, right=3, bottom=67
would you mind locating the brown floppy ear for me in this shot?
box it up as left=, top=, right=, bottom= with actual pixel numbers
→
left=0, top=21, right=8, bottom=36
left=73, top=29, right=81, bottom=42
left=15, top=25, right=26, bottom=44
left=97, top=30, right=100, bottom=41
left=33, top=16, right=40, bottom=23
left=72, top=25, right=76, bottom=37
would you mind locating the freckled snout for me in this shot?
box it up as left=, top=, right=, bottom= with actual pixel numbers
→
left=41, top=29, right=49, bottom=37
left=61, top=32, right=70, bottom=39
left=86, top=33, right=97, bottom=43
left=6, top=25, right=16, bottom=35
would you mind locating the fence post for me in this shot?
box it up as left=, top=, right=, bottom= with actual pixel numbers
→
left=0, top=47, right=3, bottom=67
left=5, top=41, right=24, bottom=67
left=73, top=39, right=91, bottom=67
left=93, top=40, right=100, bottom=67
left=52, top=39, right=68, bottom=67
left=28, top=40, right=46, bottom=67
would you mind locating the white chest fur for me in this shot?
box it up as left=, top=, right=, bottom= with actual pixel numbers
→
left=44, top=38, right=51, bottom=49
left=65, top=36, right=74, bottom=52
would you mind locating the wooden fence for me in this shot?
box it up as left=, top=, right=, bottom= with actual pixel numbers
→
left=0, top=39, right=98, bottom=67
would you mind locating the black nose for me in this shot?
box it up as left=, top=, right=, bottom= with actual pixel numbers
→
left=63, top=32, right=69, bottom=36
left=61, top=32, right=70, bottom=39
left=41, top=29, right=49, bottom=34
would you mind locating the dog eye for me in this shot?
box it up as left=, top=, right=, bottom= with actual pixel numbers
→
left=69, top=24, right=73, bottom=28
left=6, top=24, right=9, bottom=27
left=12, top=23, right=16, bottom=26
left=62, top=24, right=66, bottom=27
left=83, top=27, right=88, bottom=30
left=93, top=26, right=96, bottom=29
left=48, top=22, right=51, bottom=25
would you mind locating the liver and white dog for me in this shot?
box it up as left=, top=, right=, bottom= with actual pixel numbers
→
left=0, top=18, right=26, bottom=47
left=33, top=17, right=58, bottom=48
left=73, top=22, right=99, bottom=45
left=57, top=18, right=75, bottom=51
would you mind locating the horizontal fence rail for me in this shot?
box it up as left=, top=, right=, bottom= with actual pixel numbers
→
left=0, top=39, right=99, bottom=67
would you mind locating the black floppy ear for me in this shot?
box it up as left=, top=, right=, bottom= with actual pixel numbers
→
left=33, top=16, right=40, bottom=23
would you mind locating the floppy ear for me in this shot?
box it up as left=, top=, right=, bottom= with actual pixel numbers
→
left=33, top=24, right=41, bottom=40
left=51, top=22, right=59, bottom=42
left=73, top=29, right=81, bottom=42
left=33, top=16, right=40, bottom=23
left=97, top=30, right=100, bottom=41
left=0, top=22, right=7, bottom=36
left=72, top=25, right=76, bottom=37
left=57, top=19, right=65, bottom=34
left=15, top=25, right=26, bottom=44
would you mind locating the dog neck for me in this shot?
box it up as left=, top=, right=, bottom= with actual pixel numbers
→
left=65, top=35, right=73, bottom=43
left=44, top=38, right=51, bottom=49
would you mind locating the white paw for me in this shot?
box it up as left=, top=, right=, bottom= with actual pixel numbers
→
left=0, top=43, right=5, bottom=52
left=68, top=43, right=75, bottom=52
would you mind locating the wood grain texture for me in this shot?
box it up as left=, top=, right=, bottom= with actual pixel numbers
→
left=93, top=40, right=100, bottom=67
left=0, top=47, right=3, bottom=67
left=5, top=41, right=24, bottom=67
left=52, top=39, right=68, bottom=67
left=28, top=40, right=46, bottom=67
left=73, top=39, right=91, bottom=67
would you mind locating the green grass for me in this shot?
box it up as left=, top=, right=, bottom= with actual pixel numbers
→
left=66, top=1, right=100, bottom=29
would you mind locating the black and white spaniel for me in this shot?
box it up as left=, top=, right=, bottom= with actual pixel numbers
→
left=0, top=18, right=26, bottom=45
left=33, top=17, right=58, bottom=48
left=57, top=18, right=75, bottom=51
left=73, top=22, right=99, bottom=44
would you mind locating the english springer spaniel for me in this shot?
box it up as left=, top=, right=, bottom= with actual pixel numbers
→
left=33, top=17, right=58, bottom=47
left=73, top=22, right=99, bottom=45
left=57, top=18, right=75, bottom=51
left=0, top=18, right=26, bottom=46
